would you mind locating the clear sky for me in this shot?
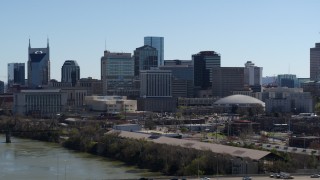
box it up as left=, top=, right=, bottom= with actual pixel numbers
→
left=0, top=0, right=320, bottom=83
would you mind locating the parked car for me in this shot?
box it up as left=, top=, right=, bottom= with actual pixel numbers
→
left=310, top=174, right=320, bottom=178
left=270, top=173, right=278, bottom=178
left=282, top=175, right=294, bottom=179
left=243, top=176, right=252, bottom=180
left=201, top=177, right=210, bottom=180
left=200, top=177, right=210, bottom=180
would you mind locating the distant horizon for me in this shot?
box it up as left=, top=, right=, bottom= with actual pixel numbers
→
left=1, top=0, right=319, bottom=82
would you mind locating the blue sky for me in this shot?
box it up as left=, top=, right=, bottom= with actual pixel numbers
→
left=0, top=0, right=319, bottom=82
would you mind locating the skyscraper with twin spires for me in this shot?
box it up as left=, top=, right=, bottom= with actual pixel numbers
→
left=27, top=39, right=50, bottom=88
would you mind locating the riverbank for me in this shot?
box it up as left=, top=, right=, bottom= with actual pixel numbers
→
left=0, top=134, right=159, bottom=180
left=0, top=117, right=309, bottom=176
left=3, top=122, right=234, bottom=176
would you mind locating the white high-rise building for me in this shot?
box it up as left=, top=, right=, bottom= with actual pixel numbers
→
left=144, top=36, right=164, bottom=66
left=244, top=61, right=262, bottom=86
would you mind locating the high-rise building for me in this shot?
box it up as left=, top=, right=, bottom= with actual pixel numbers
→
left=244, top=61, right=263, bottom=92
left=138, top=69, right=175, bottom=112
left=140, top=69, right=172, bottom=97
left=7, top=63, right=25, bottom=88
left=159, top=64, right=194, bottom=97
left=27, top=39, right=50, bottom=88
left=0, top=80, right=4, bottom=94
left=212, top=67, right=245, bottom=97
left=277, top=74, right=298, bottom=88
left=133, top=45, right=158, bottom=76
left=310, top=43, right=320, bottom=81
left=192, top=51, right=221, bottom=90
left=144, top=36, right=164, bottom=66
left=101, top=51, right=134, bottom=95
left=244, top=61, right=262, bottom=86
left=61, top=60, right=80, bottom=86
left=164, top=60, right=192, bottom=66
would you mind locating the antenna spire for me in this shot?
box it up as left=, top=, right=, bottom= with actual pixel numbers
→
left=288, top=63, right=290, bottom=74
left=104, top=38, right=107, bottom=50
left=28, top=37, right=31, bottom=48
left=47, top=36, right=49, bottom=48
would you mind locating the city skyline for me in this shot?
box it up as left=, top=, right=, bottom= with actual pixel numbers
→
left=1, top=0, right=320, bottom=82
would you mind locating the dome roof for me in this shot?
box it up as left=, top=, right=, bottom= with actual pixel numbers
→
left=63, top=60, right=79, bottom=66
left=214, top=94, right=265, bottom=106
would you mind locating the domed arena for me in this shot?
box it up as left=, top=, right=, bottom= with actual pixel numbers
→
left=213, top=94, right=265, bottom=114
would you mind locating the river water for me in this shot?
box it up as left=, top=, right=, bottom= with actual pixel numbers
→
left=0, top=135, right=159, bottom=180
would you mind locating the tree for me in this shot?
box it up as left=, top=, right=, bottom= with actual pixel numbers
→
left=315, top=102, right=320, bottom=115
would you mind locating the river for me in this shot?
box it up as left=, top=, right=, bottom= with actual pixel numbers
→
left=0, top=135, right=159, bottom=180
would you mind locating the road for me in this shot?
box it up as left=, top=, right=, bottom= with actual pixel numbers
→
left=155, top=175, right=317, bottom=180
left=191, top=175, right=320, bottom=180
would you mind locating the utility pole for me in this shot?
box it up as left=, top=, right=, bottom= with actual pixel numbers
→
left=5, top=129, right=11, bottom=143
left=216, top=157, right=219, bottom=180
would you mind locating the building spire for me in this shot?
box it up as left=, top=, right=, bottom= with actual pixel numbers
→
left=28, top=38, right=31, bottom=48
left=47, top=36, right=49, bottom=48
left=105, top=38, right=106, bottom=50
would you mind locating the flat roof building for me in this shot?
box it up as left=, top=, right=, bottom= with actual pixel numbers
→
left=85, top=96, right=137, bottom=113
left=14, top=89, right=67, bottom=116
left=7, top=63, right=25, bottom=88
left=212, top=67, right=245, bottom=98
left=101, top=51, right=134, bottom=95
left=310, top=43, right=320, bottom=81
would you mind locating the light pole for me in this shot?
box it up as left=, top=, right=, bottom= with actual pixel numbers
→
left=230, top=159, right=233, bottom=175
left=197, top=158, right=200, bottom=179
left=214, top=116, right=218, bottom=142
left=57, top=155, right=59, bottom=180
left=64, top=160, right=67, bottom=180
left=245, top=161, right=248, bottom=177
left=216, top=157, right=219, bottom=180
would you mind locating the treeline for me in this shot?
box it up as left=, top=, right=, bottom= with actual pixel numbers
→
left=62, top=126, right=234, bottom=176
left=0, top=115, right=60, bottom=142
left=62, top=125, right=316, bottom=175
left=0, top=115, right=313, bottom=175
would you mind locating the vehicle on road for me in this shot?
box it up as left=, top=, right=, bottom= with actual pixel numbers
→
left=311, top=174, right=320, bottom=178
left=243, top=176, right=252, bottom=180
left=283, top=175, right=294, bottom=179
left=200, top=177, right=210, bottom=180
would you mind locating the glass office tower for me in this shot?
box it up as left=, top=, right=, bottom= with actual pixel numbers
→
left=192, top=51, right=221, bottom=90
left=8, top=63, right=25, bottom=88
left=144, top=36, right=164, bottom=66
left=133, top=45, right=158, bottom=76
left=101, top=51, right=134, bottom=95
left=61, top=60, right=80, bottom=86
left=27, top=39, right=50, bottom=88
